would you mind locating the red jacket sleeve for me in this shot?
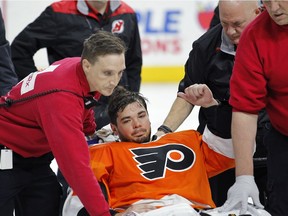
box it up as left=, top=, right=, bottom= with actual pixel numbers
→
left=36, top=92, right=110, bottom=216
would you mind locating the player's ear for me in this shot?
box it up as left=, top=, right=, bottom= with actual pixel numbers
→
left=110, top=123, right=118, bottom=135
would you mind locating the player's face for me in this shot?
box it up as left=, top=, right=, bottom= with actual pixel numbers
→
left=263, top=0, right=288, bottom=25
left=112, top=102, right=151, bottom=143
left=83, top=53, right=125, bottom=95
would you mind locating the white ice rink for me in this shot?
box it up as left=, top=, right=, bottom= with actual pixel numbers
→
left=51, top=82, right=200, bottom=172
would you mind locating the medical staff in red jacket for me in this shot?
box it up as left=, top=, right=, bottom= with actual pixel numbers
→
left=0, top=30, right=126, bottom=216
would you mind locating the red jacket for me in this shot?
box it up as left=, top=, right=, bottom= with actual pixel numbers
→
left=229, top=11, right=288, bottom=136
left=0, top=57, right=109, bottom=216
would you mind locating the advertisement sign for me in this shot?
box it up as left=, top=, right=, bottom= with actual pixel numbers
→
left=2, top=0, right=218, bottom=82
left=126, top=0, right=218, bottom=81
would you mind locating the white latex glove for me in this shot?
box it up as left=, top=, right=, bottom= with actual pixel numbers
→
left=219, top=175, right=264, bottom=215
left=202, top=205, right=271, bottom=216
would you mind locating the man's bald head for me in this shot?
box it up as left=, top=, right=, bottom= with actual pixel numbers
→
left=219, top=0, right=260, bottom=45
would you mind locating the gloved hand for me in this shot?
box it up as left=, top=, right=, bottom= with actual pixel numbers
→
left=219, top=175, right=264, bottom=215
left=202, top=204, right=271, bottom=216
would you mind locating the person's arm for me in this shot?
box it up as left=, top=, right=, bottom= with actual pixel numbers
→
left=11, top=6, right=57, bottom=80
left=155, top=35, right=211, bottom=137
left=177, top=84, right=219, bottom=108
left=37, top=93, right=110, bottom=216
left=219, top=111, right=263, bottom=215
left=232, top=111, right=256, bottom=176
left=0, top=9, right=18, bottom=95
left=179, top=83, right=235, bottom=139
left=124, top=13, right=142, bottom=92
left=155, top=84, right=219, bottom=138
left=0, top=42, right=18, bottom=96
left=155, top=96, right=194, bottom=137
left=83, top=108, right=97, bottom=135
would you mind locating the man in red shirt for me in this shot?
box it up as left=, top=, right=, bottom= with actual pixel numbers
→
left=0, top=30, right=126, bottom=216
left=11, top=0, right=142, bottom=129
left=221, top=1, right=288, bottom=216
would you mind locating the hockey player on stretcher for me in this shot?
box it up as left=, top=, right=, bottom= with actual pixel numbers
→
left=63, top=85, right=270, bottom=216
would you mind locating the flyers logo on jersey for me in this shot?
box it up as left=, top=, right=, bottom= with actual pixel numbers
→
left=112, top=19, right=124, bottom=33
left=130, top=144, right=195, bottom=180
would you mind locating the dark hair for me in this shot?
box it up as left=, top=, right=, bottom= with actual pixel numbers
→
left=81, top=30, right=126, bottom=64
left=108, top=86, right=148, bottom=125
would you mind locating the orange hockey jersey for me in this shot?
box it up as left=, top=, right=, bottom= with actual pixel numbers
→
left=63, top=127, right=234, bottom=215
